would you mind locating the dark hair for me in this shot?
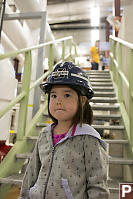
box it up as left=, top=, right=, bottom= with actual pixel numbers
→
left=47, top=85, right=93, bottom=126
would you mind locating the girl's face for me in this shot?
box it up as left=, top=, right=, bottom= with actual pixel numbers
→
left=49, top=85, right=79, bottom=124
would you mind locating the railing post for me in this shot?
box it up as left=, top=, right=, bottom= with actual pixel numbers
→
left=69, top=39, right=72, bottom=61
left=72, top=43, right=77, bottom=63
left=117, top=43, right=123, bottom=103
left=32, top=11, right=46, bottom=117
left=109, top=38, right=113, bottom=71
left=113, top=40, right=117, bottom=83
left=17, top=50, right=32, bottom=140
left=129, top=49, right=133, bottom=147
left=62, top=40, right=65, bottom=61
left=49, top=44, right=54, bottom=70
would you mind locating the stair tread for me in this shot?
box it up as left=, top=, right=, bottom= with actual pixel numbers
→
left=91, top=97, right=117, bottom=103
left=92, top=124, right=124, bottom=130
left=91, top=104, right=120, bottom=110
left=16, top=153, right=31, bottom=159
left=109, top=157, right=133, bottom=165
left=92, top=87, right=114, bottom=91
left=36, top=123, right=47, bottom=127
left=94, top=114, right=121, bottom=120
left=87, top=71, right=110, bottom=74
left=108, top=178, right=121, bottom=192
left=0, top=174, right=23, bottom=184
left=27, top=136, right=38, bottom=141
left=104, top=139, right=128, bottom=144
left=94, top=91, right=115, bottom=96
left=94, top=93, right=115, bottom=97
left=90, top=79, right=112, bottom=82
left=36, top=123, right=124, bottom=130
left=91, top=82, right=113, bottom=86
left=89, top=76, right=111, bottom=79
left=92, top=97, right=117, bottom=100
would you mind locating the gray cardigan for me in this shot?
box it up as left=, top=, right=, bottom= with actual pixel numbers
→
left=19, top=123, right=110, bottom=199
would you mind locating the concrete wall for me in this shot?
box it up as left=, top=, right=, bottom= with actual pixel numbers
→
left=52, top=28, right=106, bottom=55
left=53, top=29, right=105, bottom=44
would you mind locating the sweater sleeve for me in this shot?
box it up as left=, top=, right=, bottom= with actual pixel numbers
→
left=18, top=139, right=41, bottom=199
left=83, top=135, right=110, bottom=199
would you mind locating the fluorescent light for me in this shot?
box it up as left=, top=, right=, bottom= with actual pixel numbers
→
left=90, top=7, right=100, bottom=26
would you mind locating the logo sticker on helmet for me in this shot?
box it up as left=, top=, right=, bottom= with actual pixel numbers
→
left=68, top=63, right=74, bottom=69
left=52, top=69, right=69, bottom=78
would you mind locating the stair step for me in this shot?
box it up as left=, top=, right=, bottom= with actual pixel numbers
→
left=94, top=114, right=121, bottom=120
left=27, top=136, right=38, bottom=141
left=91, top=104, right=119, bottom=111
left=109, top=157, right=133, bottom=165
left=94, top=92, right=115, bottom=97
left=0, top=174, right=23, bottom=185
left=36, top=123, right=48, bottom=127
left=108, top=178, right=120, bottom=198
left=105, top=139, right=128, bottom=144
left=92, top=125, right=124, bottom=130
left=90, top=79, right=112, bottom=82
left=91, top=97, right=117, bottom=103
left=43, top=113, right=49, bottom=117
left=91, top=82, right=113, bottom=87
left=88, top=75, right=111, bottom=79
left=36, top=123, right=124, bottom=130
left=92, top=87, right=114, bottom=92
left=16, top=153, right=31, bottom=159
left=87, top=71, right=110, bottom=75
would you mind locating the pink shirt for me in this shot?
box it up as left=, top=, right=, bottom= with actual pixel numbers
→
left=52, top=124, right=77, bottom=146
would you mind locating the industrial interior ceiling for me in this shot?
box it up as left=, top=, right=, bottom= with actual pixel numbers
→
left=6, top=0, right=131, bottom=30
left=47, top=0, right=131, bottom=30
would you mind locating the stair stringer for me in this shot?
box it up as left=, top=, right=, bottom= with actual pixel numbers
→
left=110, top=71, right=133, bottom=182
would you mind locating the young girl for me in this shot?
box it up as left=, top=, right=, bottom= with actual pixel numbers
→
left=19, top=61, right=109, bottom=199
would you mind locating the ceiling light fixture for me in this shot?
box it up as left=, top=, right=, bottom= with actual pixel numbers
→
left=90, top=6, right=100, bottom=27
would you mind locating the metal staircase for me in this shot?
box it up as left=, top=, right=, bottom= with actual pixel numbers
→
left=0, top=69, right=133, bottom=199
left=88, top=70, right=133, bottom=199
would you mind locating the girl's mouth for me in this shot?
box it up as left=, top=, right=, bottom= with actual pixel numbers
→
left=55, top=108, right=65, bottom=111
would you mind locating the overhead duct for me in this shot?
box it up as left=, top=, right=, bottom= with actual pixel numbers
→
left=3, top=4, right=29, bottom=49
left=1, top=32, right=24, bottom=65
left=13, top=0, right=60, bottom=60
left=13, top=0, right=46, bottom=29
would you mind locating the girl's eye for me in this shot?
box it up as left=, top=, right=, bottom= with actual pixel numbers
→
left=51, top=94, right=57, bottom=98
left=65, top=94, right=70, bottom=98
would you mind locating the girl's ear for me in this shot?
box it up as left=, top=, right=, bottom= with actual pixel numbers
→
left=81, top=96, right=87, bottom=106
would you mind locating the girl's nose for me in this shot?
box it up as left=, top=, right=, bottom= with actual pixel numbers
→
left=56, top=97, right=62, bottom=104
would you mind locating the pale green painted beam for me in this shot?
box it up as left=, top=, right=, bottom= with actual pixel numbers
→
left=117, top=43, right=123, bottom=103
left=0, top=36, right=72, bottom=60
left=109, top=36, right=133, bottom=152
left=68, top=39, right=72, bottom=61
left=129, top=49, right=133, bottom=147
left=49, top=44, right=54, bottom=71
left=62, top=40, right=65, bottom=61
left=17, top=51, right=32, bottom=140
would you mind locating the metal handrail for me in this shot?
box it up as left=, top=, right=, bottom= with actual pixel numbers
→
left=110, top=35, right=133, bottom=149
left=0, top=34, right=77, bottom=199
left=0, top=36, right=73, bottom=140
left=0, top=36, right=73, bottom=60
left=110, top=35, right=133, bottom=49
